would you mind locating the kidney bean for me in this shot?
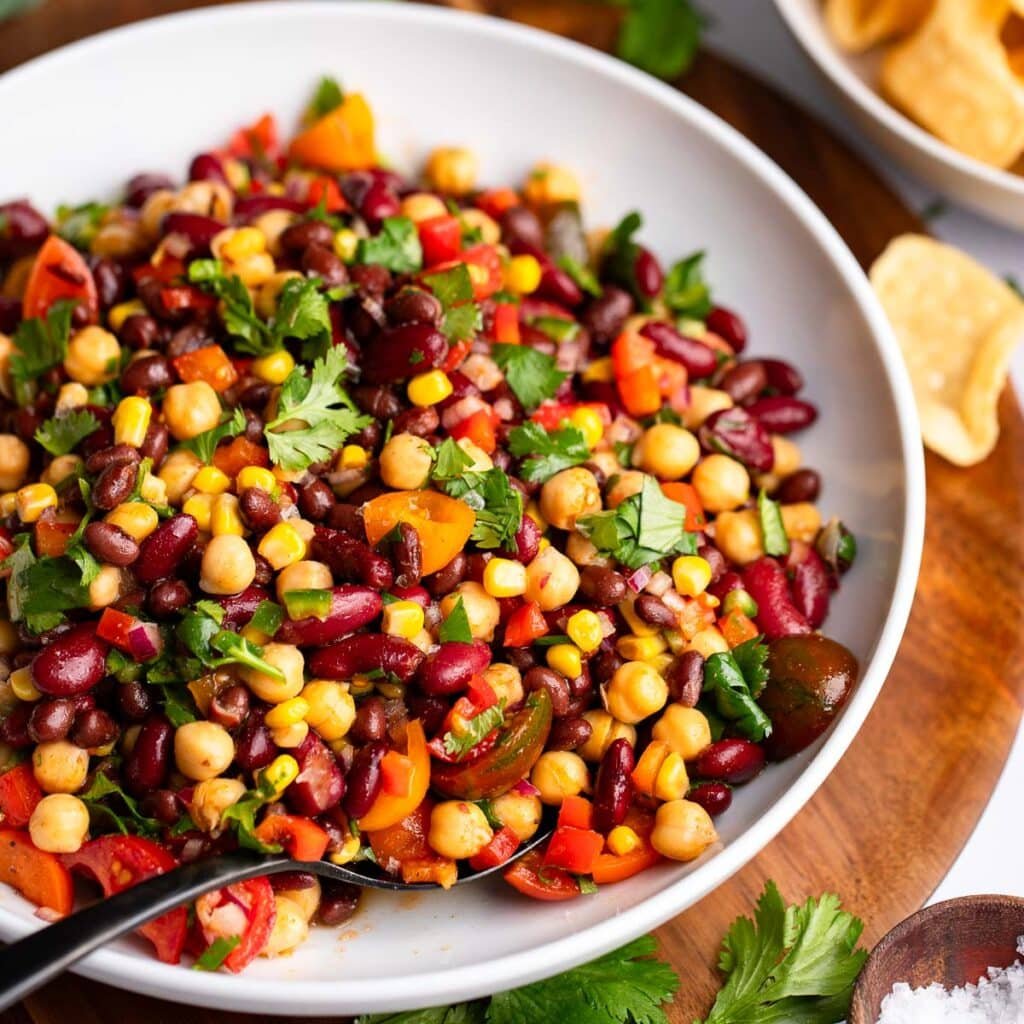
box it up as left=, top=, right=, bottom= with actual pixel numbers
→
left=326, top=503, right=365, bottom=540
left=776, top=469, right=821, bottom=505
left=31, top=624, right=108, bottom=697
left=287, top=733, right=345, bottom=816
left=426, top=552, right=468, bottom=598
left=311, top=634, right=424, bottom=682
left=85, top=444, right=140, bottom=476
left=790, top=548, right=830, bottom=629
left=124, top=173, right=175, bottom=208
left=124, top=715, right=173, bottom=795
left=635, top=595, right=676, bottom=628
left=233, top=195, right=305, bottom=220
left=135, top=514, right=198, bottom=583
left=162, top=212, right=225, bottom=253
left=280, top=219, right=334, bottom=254
left=503, top=647, right=536, bottom=674
left=385, top=288, right=443, bottom=327
left=216, top=585, right=271, bottom=630
left=705, top=306, right=747, bottom=354
left=0, top=704, right=32, bottom=748
left=633, top=247, right=663, bottom=300
left=349, top=696, right=387, bottom=744
left=0, top=200, right=48, bottom=260
left=139, top=420, right=169, bottom=469
left=696, top=738, right=766, bottom=785
left=697, top=543, right=727, bottom=584
left=548, top=716, right=592, bottom=751
left=537, top=263, right=583, bottom=308
left=666, top=650, right=704, bottom=706
left=592, top=738, right=635, bottom=834
left=393, top=406, right=440, bottom=440
left=71, top=708, right=118, bottom=749
left=501, top=205, right=545, bottom=250
left=416, top=641, right=491, bottom=696
left=742, top=557, right=811, bottom=641
left=361, top=323, right=447, bottom=385
left=348, top=263, right=391, bottom=298
left=509, top=514, right=541, bottom=564
left=195, top=686, right=247, bottom=733
left=239, top=487, right=280, bottom=531
left=720, top=361, right=767, bottom=405
left=641, top=321, right=718, bottom=379
left=360, top=180, right=400, bottom=226
left=578, top=565, right=628, bottom=606
left=235, top=710, right=278, bottom=774
left=567, top=663, right=593, bottom=699
left=91, top=258, right=128, bottom=310
left=147, top=579, right=191, bottom=619
left=28, top=699, right=76, bottom=743
left=760, top=357, right=803, bottom=395
left=520, top=665, right=570, bottom=718
left=343, top=741, right=386, bottom=819
left=699, top=407, right=774, bottom=472
left=302, top=245, right=348, bottom=289
left=118, top=680, right=153, bottom=722
left=406, top=696, right=447, bottom=739
left=746, top=396, right=818, bottom=434
left=83, top=521, right=139, bottom=567
left=276, top=586, right=383, bottom=646
left=688, top=782, right=732, bottom=817
left=591, top=644, right=623, bottom=686
left=390, top=523, right=423, bottom=589
left=312, top=525, right=393, bottom=591
left=120, top=354, right=172, bottom=396
left=581, top=285, right=634, bottom=346
left=298, top=479, right=335, bottom=522
left=318, top=881, right=361, bottom=926
left=187, top=152, right=227, bottom=184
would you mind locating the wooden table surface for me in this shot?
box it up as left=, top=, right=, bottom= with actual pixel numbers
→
left=2, top=2, right=1023, bottom=1022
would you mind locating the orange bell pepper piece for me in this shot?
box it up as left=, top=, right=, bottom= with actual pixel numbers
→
left=359, top=721, right=430, bottom=832
left=288, top=93, right=376, bottom=172
left=631, top=740, right=672, bottom=797
left=253, top=814, right=330, bottom=862
left=0, top=829, right=74, bottom=915
left=661, top=482, right=707, bottom=531
left=591, top=809, right=663, bottom=885
left=363, top=491, right=475, bottom=576
left=212, top=436, right=270, bottom=476
left=720, top=609, right=760, bottom=647
left=172, top=345, right=239, bottom=393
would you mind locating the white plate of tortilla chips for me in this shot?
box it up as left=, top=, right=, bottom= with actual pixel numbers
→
left=774, top=0, right=1024, bottom=230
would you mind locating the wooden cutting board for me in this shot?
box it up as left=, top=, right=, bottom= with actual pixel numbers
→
left=1, top=3, right=1022, bottom=1021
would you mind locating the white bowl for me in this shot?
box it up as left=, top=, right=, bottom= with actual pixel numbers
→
left=0, top=2, right=925, bottom=1015
left=773, top=0, right=1024, bottom=229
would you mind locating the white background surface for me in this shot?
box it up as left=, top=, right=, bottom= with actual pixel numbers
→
left=708, top=0, right=1023, bottom=903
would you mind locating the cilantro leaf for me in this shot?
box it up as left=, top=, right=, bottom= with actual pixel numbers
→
left=600, top=211, right=645, bottom=308
left=263, top=346, right=370, bottom=470
left=731, top=636, right=769, bottom=699
left=5, top=544, right=94, bottom=632
left=34, top=409, right=100, bottom=456
left=360, top=1007, right=487, bottom=1024
left=308, top=76, right=344, bottom=120
left=663, top=250, right=712, bottom=321
left=421, top=266, right=482, bottom=343
left=219, top=771, right=283, bottom=853
left=443, top=700, right=505, bottom=760
left=757, top=489, right=790, bottom=558
left=431, top=438, right=475, bottom=482
left=9, top=300, right=76, bottom=406
left=56, top=201, right=110, bottom=250
left=441, top=467, right=523, bottom=550
left=616, top=0, right=704, bottom=82
left=438, top=596, right=473, bottom=644
left=79, top=771, right=162, bottom=838
left=159, top=685, right=199, bottom=727
left=188, top=259, right=269, bottom=353
left=491, top=344, right=569, bottom=411
left=557, top=255, right=602, bottom=297
left=271, top=276, right=332, bottom=353
left=181, top=407, right=247, bottom=464
left=703, top=647, right=772, bottom=741
left=507, top=422, right=590, bottom=483
left=193, top=935, right=242, bottom=972
left=357, top=216, right=423, bottom=273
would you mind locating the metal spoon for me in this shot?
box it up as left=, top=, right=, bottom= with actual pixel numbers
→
left=0, top=822, right=552, bottom=1012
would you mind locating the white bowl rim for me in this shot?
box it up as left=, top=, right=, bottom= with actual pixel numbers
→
left=0, top=1, right=927, bottom=1013
left=772, top=0, right=1024, bottom=198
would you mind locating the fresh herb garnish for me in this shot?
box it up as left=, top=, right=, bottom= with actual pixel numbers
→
left=600, top=211, right=645, bottom=308
left=702, top=636, right=771, bottom=741
left=3, top=541, right=94, bottom=633
left=491, top=343, right=569, bottom=411
left=441, top=467, right=523, bottom=550
left=56, top=201, right=110, bottom=250
left=528, top=315, right=580, bottom=345
left=356, top=216, right=423, bottom=273
left=181, top=407, right=247, bottom=464
left=616, top=0, right=704, bottom=82
left=438, top=595, right=473, bottom=644
left=442, top=700, right=506, bottom=760
left=557, top=255, right=602, bottom=297
left=757, top=489, right=789, bottom=558
left=79, top=771, right=162, bottom=838
left=9, top=300, right=76, bottom=406
left=420, top=265, right=481, bottom=343
left=34, top=409, right=100, bottom=457
left=219, top=770, right=283, bottom=854
left=308, top=76, right=344, bottom=120
left=193, top=935, right=242, bottom=972
left=507, top=422, right=590, bottom=483
left=177, top=606, right=284, bottom=680
left=663, top=250, right=712, bottom=320
left=431, top=437, right=475, bottom=481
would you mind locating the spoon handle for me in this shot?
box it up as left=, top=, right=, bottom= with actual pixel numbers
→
left=0, top=850, right=275, bottom=1013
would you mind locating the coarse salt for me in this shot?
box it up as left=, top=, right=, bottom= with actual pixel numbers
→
left=876, top=936, right=1024, bottom=1023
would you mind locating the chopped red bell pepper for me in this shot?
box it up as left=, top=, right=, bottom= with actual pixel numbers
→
left=195, top=877, right=275, bottom=972
left=228, top=113, right=279, bottom=161
left=557, top=795, right=594, bottom=831
left=252, top=814, right=330, bottom=862
left=418, top=215, right=462, bottom=267
left=466, top=674, right=498, bottom=711
left=504, top=601, right=549, bottom=647
left=96, top=607, right=138, bottom=651
left=611, top=330, right=656, bottom=377
left=442, top=339, right=472, bottom=374
left=131, top=255, right=185, bottom=287
left=461, top=244, right=503, bottom=299
left=306, top=176, right=346, bottom=213
left=160, top=285, right=218, bottom=316
left=531, top=400, right=611, bottom=431
left=448, top=407, right=498, bottom=454
left=543, top=825, right=604, bottom=875
left=491, top=302, right=521, bottom=345
left=504, top=849, right=581, bottom=901
left=0, top=763, right=43, bottom=828
left=468, top=826, right=521, bottom=871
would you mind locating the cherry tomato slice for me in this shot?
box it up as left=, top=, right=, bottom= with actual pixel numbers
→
left=22, top=235, right=98, bottom=323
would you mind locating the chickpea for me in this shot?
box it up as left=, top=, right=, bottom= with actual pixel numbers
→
left=781, top=502, right=822, bottom=543
left=41, top=454, right=83, bottom=487
left=276, top=560, right=333, bottom=602
left=163, top=381, right=222, bottom=441
left=605, top=661, right=669, bottom=725
left=275, top=878, right=321, bottom=922
left=633, top=424, right=701, bottom=481
left=428, top=800, right=493, bottom=859
left=0, top=435, right=30, bottom=491
left=28, top=793, right=90, bottom=853
left=713, top=508, right=765, bottom=566
left=524, top=546, right=580, bottom=611
left=566, top=530, right=612, bottom=568
left=241, top=643, right=305, bottom=704
left=91, top=214, right=147, bottom=259
left=378, top=432, right=433, bottom=490
left=605, top=470, right=647, bottom=509
left=531, top=750, right=591, bottom=805
left=261, top=895, right=309, bottom=957
left=682, top=386, right=733, bottom=430
left=440, top=582, right=500, bottom=642
left=174, top=721, right=236, bottom=781
left=539, top=467, right=601, bottom=531
left=482, top=663, right=523, bottom=708
left=139, top=189, right=177, bottom=238
left=490, top=790, right=543, bottom=842
left=254, top=210, right=297, bottom=258
left=159, top=449, right=203, bottom=504
left=523, top=162, right=581, bottom=207
left=652, top=704, right=712, bottom=760
left=686, top=627, right=729, bottom=659
left=587, top=451, right=622, bottom=479
left=400, top=192, right=448, bottom=223
left=692, top=454, right=750, bottom=513
left=63, top=326, right=121, bottom=386
left=175, top=180, right=233, bottom=221
left=32, top=740, right=89, bottom=794
left=577, top=710, right=638, bottom=762
left=301, top=680, right=356, bottom=741
left=200, top=535, right=257, bottom=595
left=771, top=436, right=801, bottom=478
left=425, top=147, right=479, bottom=196
left=456, top=437, right=493, bottom=471
left=88, top=565, right=122, bottom=610
left=650, top=799, right=718, bottom=862
left=190, top=777, right=246, bottom=831
left=55, top=382, right=89, bottom=413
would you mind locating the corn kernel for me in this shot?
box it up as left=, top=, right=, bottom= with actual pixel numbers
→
left=265, top=697, right=310, bottom=729
left=569, top=407, right=604, bottom=449
left=10, top=666, right=40, bottom=702
left=139, top=473, right=167, bottom=505
left=333, top=228, right=358, bottom=263
left=607, top=825, right=641, bottom=857
left=272, top=719, right=308, bottom=749
left=259, top=521, right=307, bottom=570
left=0, top=493, right=17, bottom=517
left=582, top=356, right=615, bottom=383
left=482, top=557, right=528, bottom=599
left=210, top=493, right=245, bottom=537
left=237, top=466, right=277, bottom=493
left=329, top=834, right=361, bottom=865
left=55, top=382, right=89, bottom=413
left=672, top=555, right=712, bottom=597
left=547, top=643, right=583, bottom=680
left=111, top=396, right=152, bottom=449
left=260, top=754, right=299, bottom=795
left=338, top=445, right=368, bottom=470
left=105, top=502, right=159, bottom=542
left=16, top=483, right=57, bottom=523
left=654, top=751, right=689, bottom=801
left=616, top=633, right=667, bottom=662
left=182, top=493, right=214, bottom=531
left=566, top=609, right=603, bottom=654
left=381, top=600, right=426, bottom=640
left=220, top=226, right=266, bottom=262
left=525, top=502, right=546, bottom=530
left=407, top=369, right=453, bottom=408
left=193, top=465, right=231, bottom=495
left=504, top=254, right=542, bottom=295
left=647, top=652, right=674, bottom=675
left=252, top=349, right=295, bottom=385
left=107, top=299, right=146, bottom=332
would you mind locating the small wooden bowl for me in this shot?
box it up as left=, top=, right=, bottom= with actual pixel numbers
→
left=849, top=895, right=1024, bottom=1024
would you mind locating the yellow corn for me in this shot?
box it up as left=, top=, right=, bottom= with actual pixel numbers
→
left=260, top=754, right=299, bottom=796
left=653, top=751, right=689, bottom=801
left=338, top=445, right=368, bottom=470
left=525, top=501, right=546, bottom=530
left=16, top=483, right=57, bottom=523
left=482, top=557, right=527, bottom=598
left=407, top=370, right=453, bottom=407
left=105, top=502, right=159, bottom=542
left=265, top=697, right=310, bottom=729
left=55, top=382, right=89, bottom=413
left=329, top=834, right=362, bottom=865
left=582, top=356, right=615, bottom=383
left=569, top=407, right=604, bottom=449
left=647, top=652, right=674, bottom=675
left=258, top=521, right=307, bottom=570
left=111, top=396, right=152, bottom=448
left=252, top=350, right=295, bottom=385
left=9, top=666, right=40, bottom=702
left=0, top=493, right=17, bottom=517
left=616, top=633, right=667, bottom=662
left=237, top=466, right=277, bottom=493
left=504, top=254, right=542, bottom=295
left=617, top=598, right=661, bottom=638
left=210, top=493, right=245, bottom=537
left=270, top=721, right=309, bottom=749
left=672, top=555, right=713, bottom=597
left=566, top=609, right=603, bottom=654
left=220, top=226, right=266, bottom=262
left=333, top=228, right=359, bottom=263
left=182, top=493, right=215, bottom=532
left=193, top=465, right=231, bottom=495
left=381, top=600, right=426, bottom=639
left=606, top=826, right=641, bottom=857
left=547, top=643, right=583, bottom=680
left=107, top=299, right=146, bottom=332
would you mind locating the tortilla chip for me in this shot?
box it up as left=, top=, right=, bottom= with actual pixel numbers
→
left=870, top=234, right=1024, bottom=466
left=824, top=0, right=934, bottom=52
left=880, top=0, right=1024, bottom=168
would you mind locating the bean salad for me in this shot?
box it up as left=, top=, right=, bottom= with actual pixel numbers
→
left=0, top=77, right=859, bottom=972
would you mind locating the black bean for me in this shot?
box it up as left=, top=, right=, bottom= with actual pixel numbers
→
left=302, top=245, right=348, bottom=288
left=83, top=521, right=139, bottom=567
left=239, top=488, right=280, bottom=531
left=93, top=461, right=137, bottom=510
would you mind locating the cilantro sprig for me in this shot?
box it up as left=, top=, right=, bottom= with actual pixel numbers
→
left=614, top=0, right=705, bottom=82
left=181, top=407, right=247, bottom=464
left=356, top=216, right=423, bottom=273
left=9, top=300, right=76, bottom=406
left=441, top=467, right=523, bottom=551
left=702, top=636, right=771, bottom=741
left=663, top=250, right=712, bottom=320
left=442, top=700, right=506, bottom=760
left=79, top=771, right=163, bottom=839
left=34, top=409, right=100, bottom=457
left=507, top=422, right=590, bottom=483
left=421, top=265, right=482, bottom=343
left=193, top=935, right=242, bottom=972
left=491, top=344, right=568, bottom=411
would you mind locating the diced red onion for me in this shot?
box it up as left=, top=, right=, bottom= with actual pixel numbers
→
left=127, top=621, right=162, bottom=662
left=512, top=778, right=541, bottom=797
left=645, top=571, right=673, bottom=597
